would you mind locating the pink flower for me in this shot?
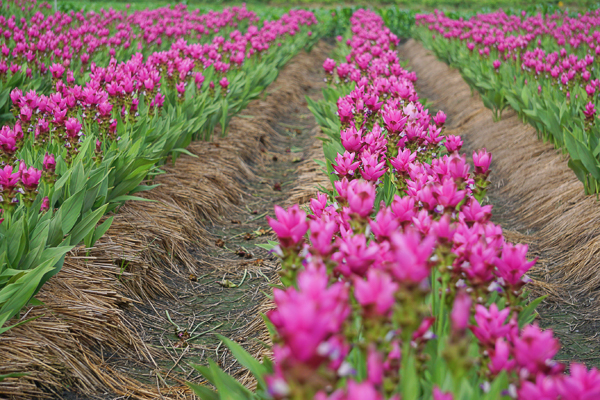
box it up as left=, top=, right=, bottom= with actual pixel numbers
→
left=494, top=243, right=536, bottom=287
left=450, top=290, right=472, bottom=332
left=49, top=63, right=65, bottom=79
left=360, top=153, right=387, bottom=182
left=584, top=102, right=596, bottom=121
left=20, top=165, right=42, bottom=190
left=473, top=149, right=492, bottom=175
left=434, top=178, right=465, bottom=209
left=513, top=324, right=561, bottom=375
left=488, top=338, right=516, bottom=375
left=269, top=266, right=350, bottom=368
left=267, top=204, right=308, bottom=248
left=333, top=234, right=379, bottom=277
left=433, top=387, right=453, bottom=400
left=382, top=108, right=407, bottom=134
left=470, top=303, right=514, bottom=347
left=433, top=110, right=447, bottom=126
left=493, top=59, right=501, bottom=70
left=43, top=154, right=56, bottom=171
left=219, top=77, right=229, bottom=89
left=309, top=219, right=337, bottom=256
left=65, top=117, right=82, bottom=139
left=557, top=363, right=600, bottom=400
left=390, top=148, right=416, bottom=173
left=323, top=58, right=336, bottom=74
left=347, top=180, right=376, bottom=217
left=333, top=151, right=360, bottom=177
left=444, top=135, right=462, bottom=153
left=370, top=206, right=399, bottom=241
left=388, top=230, right=435, bottom=283
left=340, top=126, right=362, bottom=152
left=519, top=374, right=560, bottom=400
left=0, top=165, right=20, bottom=192
left=40, top=196, right=50, bottom=212
left=354, top=270, right=398, bottom=317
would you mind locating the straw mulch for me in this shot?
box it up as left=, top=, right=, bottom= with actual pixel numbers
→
left=0, top=41, right=332, bottom=400
left=399, top=39, right=600, bottom=316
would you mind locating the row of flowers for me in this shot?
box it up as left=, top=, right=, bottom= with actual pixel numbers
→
left=0, top=2, right=320, bottom=337
left=188, top=8, right=600, bottom=400
left=415, top=9, right=600, bottom=194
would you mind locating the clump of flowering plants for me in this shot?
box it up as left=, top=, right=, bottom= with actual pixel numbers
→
left=0, top=2, right=322, bottom=335
left=415, top=8, right=600, bottom=195
left=187, top=9, right=600, bottom=400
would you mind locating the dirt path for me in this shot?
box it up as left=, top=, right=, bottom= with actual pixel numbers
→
left=0, top=41, right=332, bottom=400
left=399, top=39, right=600, bottom=367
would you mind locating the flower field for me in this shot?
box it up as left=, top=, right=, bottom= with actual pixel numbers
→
left=1, top=0, right=600, bottom=399
left=416, top=8, right=600, bottom=195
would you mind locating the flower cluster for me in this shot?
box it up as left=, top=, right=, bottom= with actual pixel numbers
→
left=263, top=9, right=600, bottom=400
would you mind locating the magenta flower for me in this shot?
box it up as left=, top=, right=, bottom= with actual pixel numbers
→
left=433, top=387, right=453, bottom=400
left=473, top=149, right=492, bottom=175
left=40, top=196, right=50, bottom=212
left=390, top=148, right=416, bottom=173
left=43, top=154, right=56, bottom=172
left=360, top=153, right=387, bottom=182
left=369, top=206, right=400, bottom=241
left=470, top=303, right=514, bottom=347
left=347, top=179, right=376, bottom=217
left=333, top=233, right=379, bottom=277
left=434, top=178, right=465, bottom=209
left=0, top=165, right=20, bottom=192
left=433, top=110, right=447, bottom=127
left=494, top=243, right=536, bottom=287
left=513, top=324, right=561, bottom=375
left=444, top=135, right=462, bottom=153
left=332, top=151, right=360, bottom=177
left=20, top=165, right=42, bottom=190
left=219, top=77, right=229, bottom=89
left=323, top=58, right=336, bottom=74
left=488, top=338, right=516, bottom=375
left=195, top=72, right=205, bottom=90
left=388, top=230, right=435, bottom=284
left=267, top=205, right=308, bottom=248
left=584, top=102, right=597, bottom=121
left=382, top=107, right=407, bottom=133
left=340, top=126, right=362, bottom=152
left=557, top=363, right=600, bottom=400
left=450, top=290, right=472, bottom=332
left=519, top=374, right=560, bottom=400
left=309, top=219, right=336, bottom=257
left=49, top=63, right=65, bottom=79
left=354, top=270, right=398, bottom=317
left=65, top=117, right=82, bottom=139
left=493, top=59, right=501, bottom=70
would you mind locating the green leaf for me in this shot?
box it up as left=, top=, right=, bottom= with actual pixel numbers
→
left=217, top=334, right=268, bottom=390
left=171, top=148, right=198, bottom=158
left=59, top=190, right=85, bottom=234
left=67, top=205, right=108, bottom=246
left=109, top=195, right=157, bottom=203
left=518, top=295, right=547, bottom=328
left=186, top=382, right=219, bottom=400
left=91, top=216, right=114, bottom=247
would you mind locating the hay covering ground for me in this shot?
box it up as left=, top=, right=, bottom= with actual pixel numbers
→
left=399, top=38, right=600, bottom=364
left=0, top=41, right=332, bottom=399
